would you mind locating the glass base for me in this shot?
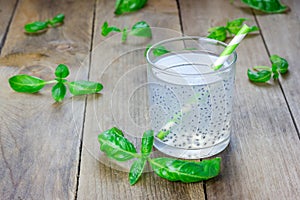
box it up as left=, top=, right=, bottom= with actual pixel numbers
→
left=154, top=136, right=230, bottom=159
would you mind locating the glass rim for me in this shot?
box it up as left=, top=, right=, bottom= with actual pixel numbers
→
left=146, top=36, right=237, bottom=76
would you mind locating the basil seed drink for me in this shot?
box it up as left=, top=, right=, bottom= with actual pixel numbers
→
left=146, top=37, right=236, bottom=159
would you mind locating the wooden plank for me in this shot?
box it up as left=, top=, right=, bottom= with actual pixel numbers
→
left=179, top=0, right=300, bottom=199
left=254, top=0, right=300, bottom=135
left=0, top=0, right=95, bottom=199
left=77, top=0, right=206, bottom=199
left=0, top=0, right=17, bottom=51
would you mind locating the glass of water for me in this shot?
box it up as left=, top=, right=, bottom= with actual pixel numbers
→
left=146, top=37, right=236, bottom=159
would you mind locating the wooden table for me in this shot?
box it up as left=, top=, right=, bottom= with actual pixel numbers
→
left=0, top=0, right=299, bottom=199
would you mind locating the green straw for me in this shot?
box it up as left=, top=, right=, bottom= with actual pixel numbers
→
left=213, top=24, right=252, bottom=70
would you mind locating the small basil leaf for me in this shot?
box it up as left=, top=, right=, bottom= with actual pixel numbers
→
left=153, top=45, right=170, bottom=57
left=9, top=75, right=46, bottom=93
left=98, top=127, right=138, bottom=161
left=241, top=0, right=288, bottom=13
left=52, top=82, right=67, bottom=102
left=129, top=158, right=147, bottom=185
left=129, top=21, right=152, bottom=38
left=68, top=80, right=103, bottom=95
left=247, top=69, right=272, bottom=82
left=226, top=18, right=247, bottom=35
left=24, top=21, right=48, bottom=33
left=150, top=157, right=221, bottom=183
left=270, top=55, right=288, bottom=74
left=52, top=13, right=65, bottom=24
left=114, top=0, right=148, bottom=15
left=122, top=27, right=128, bottom=42
left=141, top=130, right=154, bottom=157
left=207, top=26, right=227, bottom=42
left=55, top=64, right=70, bottom=78
left=101, top=21, right=121, bottom=37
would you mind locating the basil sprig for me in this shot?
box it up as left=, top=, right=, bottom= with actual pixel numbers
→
left=98, top=127, right=221, bottom=185
left=9, top=64, right=103, bottom=102
left=207, top=18, right=259, bottom=42
left=101, top=21, right=152, bottom=42
left=241, top=0, right=288, bottom=13
left=248, top=55, right=288, bottom=82
left=24, top=14, right=65, bottom=33
left=115, top=0, right=148, bottom=15
left=144, top=44, right=171, bottom=57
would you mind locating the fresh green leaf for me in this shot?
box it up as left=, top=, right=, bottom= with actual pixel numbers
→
left=270, top=54, right=288, bottom=74
left=122, top=27, right=128, bottom=42
left=247, top=69, right=272, bottom=82
left=51, top=14, right=65, bottom=24
left=114, top=0, right=148, bottom=15
left=226, top=18, right=259, bottom=35
left=141, top=130, right=154, bottom=157
left=207, top=26, right=227, bottom=42
left=9, top=75, right=46, bottom=93
left=129, top=158, right=147, bottom=185
left=55, top=64, right=69, bottom=79
left=24, top=21, right=48, bottom=33
left=153, top=45, right=171, bottom=57
left=129, top=21, right=152, bottom=38
left=67, top=80, right=103, bottom=95
left=226, top=18, right=247, bottom=35
left=98, top=127, right=138, bottom=161
left=101, top=21, right=121, bottom=37
left=52, top=82, right=67, bottom=102
left=149, top=157, right=221, bottom=183
left=241, top=0, right=288, bottom=13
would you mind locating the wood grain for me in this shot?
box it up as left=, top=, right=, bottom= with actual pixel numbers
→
left=254, top=0, right=300, bottom=136
left=179, top=0, right=300, bottom=199
left=0, top=0, right=95, bottom=199
left=0, top=0, right=17, bottom=51
left=77, top=0, right=205, bottom=199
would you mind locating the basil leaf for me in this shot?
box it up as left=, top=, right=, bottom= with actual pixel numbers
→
left=226, top=18, right=247, bottom=35
left=247, top=69, right=272, bottom=82
left=153, top=45, right=170, bottom=57
left=51, top=13, right=65, bottom=24
left=241, top=0, right=288, bottom=13
left=114, top=0, right=148, bottom=15
left=55, top=64, right=69, bottom=78
left=150, top=157, right=221, bottom=183
left=207, top=26, right=227, bottom=42
left=9, top=74, right=46, bottom=93
left=24, top=21, right=48, bottom=33
left=129, top=21, right=152, bottom=38
left=270, top=54, right=288, bottom=74
left=141, top=130, right=154, bottom=157
left=101, top=21, right=121, bottom=37
left=129, top=158, right=147, bottom=185
left=52, top=82, right=67, bottom=102
left=98, top=127, right=138, bottom=161
left=68, top=80, right=103, bottom=95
